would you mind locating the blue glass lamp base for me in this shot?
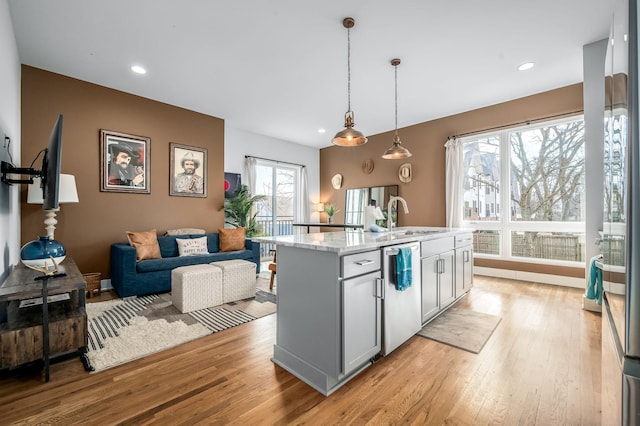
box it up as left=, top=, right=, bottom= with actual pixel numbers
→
left=20, top=236, right=66, bottom=268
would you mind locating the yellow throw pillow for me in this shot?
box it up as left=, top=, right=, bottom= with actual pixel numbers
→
left=219, top=227, right=246, bottom=252
left=126, top=229, right=162, bottom=261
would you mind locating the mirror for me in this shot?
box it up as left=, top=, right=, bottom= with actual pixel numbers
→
left=345, top=185, right=399, bottom=226
left=602, top=0, right=628, bottom=290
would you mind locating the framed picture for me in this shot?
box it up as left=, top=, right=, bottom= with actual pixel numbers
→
left=100, top=130, right=150, bottom=193
left=170, top=143, right=207, bottom=197
left=224, top=172, right=241, bottom=197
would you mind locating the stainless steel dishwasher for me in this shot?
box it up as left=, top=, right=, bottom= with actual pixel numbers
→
left=382, top=242, right=422, bottom=355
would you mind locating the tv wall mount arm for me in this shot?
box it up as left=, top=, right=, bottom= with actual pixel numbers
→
left=1, top=160, right=42, bottom=185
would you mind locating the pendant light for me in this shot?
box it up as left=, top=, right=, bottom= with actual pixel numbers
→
left=382, top=58, right=412, bottom=159
left=332, top=17, right=367, bottom=147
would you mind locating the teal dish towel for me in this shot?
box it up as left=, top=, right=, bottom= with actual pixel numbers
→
left=396, top=247, right=412, bottom=291
left=585, top=255, right=603, bottom=305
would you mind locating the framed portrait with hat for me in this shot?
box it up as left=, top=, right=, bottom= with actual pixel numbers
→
left=170, top=142, right=207, bottom=198
left=100, top=129, right=150, bottom=193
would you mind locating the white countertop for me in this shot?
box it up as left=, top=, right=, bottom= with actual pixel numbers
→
left=252, top=226, right=471, bottom=254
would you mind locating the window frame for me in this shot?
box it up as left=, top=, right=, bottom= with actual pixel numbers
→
left=460, top=115, right=586, bottom=267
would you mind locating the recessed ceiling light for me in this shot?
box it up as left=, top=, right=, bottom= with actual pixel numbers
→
left=318, top=128, right=326, bottom=134
left=131, top=65, right=147, bottom=75
left=517, top=62, right=535, bottom=71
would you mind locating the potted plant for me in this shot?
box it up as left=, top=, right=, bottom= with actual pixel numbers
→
left=324, top=203, right=340, bottom=223
left=220, top=184, right=267, bottom=237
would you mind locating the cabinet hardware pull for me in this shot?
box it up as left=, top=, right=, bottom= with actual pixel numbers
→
left=375, top=278, right=384, bottom=299
left=355, top=260, right=375, bottom=266
left=463, top=250, right=470, bottom=262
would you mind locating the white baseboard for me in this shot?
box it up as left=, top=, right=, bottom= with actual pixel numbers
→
left=474, top=266, right=585, bottom=289
left=101, top=278, right=113, bottom=290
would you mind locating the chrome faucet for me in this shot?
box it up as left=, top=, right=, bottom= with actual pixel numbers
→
left=387, top=196, right=409, bottom=230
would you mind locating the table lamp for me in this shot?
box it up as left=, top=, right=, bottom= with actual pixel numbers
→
left=22, top=174, right=78, bottom=269
left=27, top=174, right=79, bottom=239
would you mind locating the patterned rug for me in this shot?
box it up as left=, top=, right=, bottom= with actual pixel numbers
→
left=84, top=288, right=276, bottom=372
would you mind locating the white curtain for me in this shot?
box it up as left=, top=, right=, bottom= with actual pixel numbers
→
left=244, top=156, right=257, bottom=195
left=244, top=157, right=258, bottom=230
left=445, top=137, right=463, bottom=228
left=298, top=166, right=310, bottom=223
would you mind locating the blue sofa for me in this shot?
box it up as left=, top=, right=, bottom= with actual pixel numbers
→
left=110, top=233, right=261, bottom=297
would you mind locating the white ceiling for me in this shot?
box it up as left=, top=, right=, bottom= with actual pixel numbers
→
left=8, top=0, right=615, bottom=149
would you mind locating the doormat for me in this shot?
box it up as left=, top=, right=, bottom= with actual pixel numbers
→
left=417, top=308, right=501, bottom=354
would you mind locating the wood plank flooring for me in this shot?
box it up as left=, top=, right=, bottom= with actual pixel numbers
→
left=0, top=276, right=602, bottom=425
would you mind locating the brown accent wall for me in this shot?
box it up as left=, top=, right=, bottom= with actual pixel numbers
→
left=320, top=83, right=585, bottom=278
left=20, top=66, right=224, bottom=279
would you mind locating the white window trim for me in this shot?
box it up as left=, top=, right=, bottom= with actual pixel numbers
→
left=461, top=115, right=586, bottom=267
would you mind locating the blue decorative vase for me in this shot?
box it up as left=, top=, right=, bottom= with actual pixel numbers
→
left=20, top=236, right=66, bottom=268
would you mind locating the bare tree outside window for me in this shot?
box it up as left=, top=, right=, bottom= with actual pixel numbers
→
left=462, top=117, right=587, bottom=264
left=510, top=120, right=585, bottom=222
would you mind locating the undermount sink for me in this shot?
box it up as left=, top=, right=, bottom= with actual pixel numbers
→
left=392, top=229, right=440, bottom=236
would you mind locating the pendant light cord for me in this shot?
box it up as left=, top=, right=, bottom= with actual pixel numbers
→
left=394, top=64, right=398, bottom=137
left=347, top=25, right=351, bottom=112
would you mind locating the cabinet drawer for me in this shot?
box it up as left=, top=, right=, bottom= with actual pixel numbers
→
left=421, top=237, right=454, bottom=258
left=455, top=233, right=473, bottom=247
left=342, top=250, right=381, bottom=278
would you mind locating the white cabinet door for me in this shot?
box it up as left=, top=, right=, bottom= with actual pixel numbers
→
left=462, top=245, right=473, bottom=293
left=421, top=255, right=440, bottom=323
left=439, top=250, right=455, bottom=308
left=342, top=270, right=382, bottom=375
left=455, top=245, right=473, bottom=297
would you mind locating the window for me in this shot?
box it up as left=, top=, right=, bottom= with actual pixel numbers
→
left=461, top=116, right=586, bottom=265
left=253, top=160, right=303, bottom=238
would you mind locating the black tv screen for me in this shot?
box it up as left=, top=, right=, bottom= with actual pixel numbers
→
left=41, top=114, right=63, bottom=211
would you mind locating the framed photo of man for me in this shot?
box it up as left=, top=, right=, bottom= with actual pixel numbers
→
left=170, top=143, right=207, bottom=197
left=100, top=130, right=150, bottom=193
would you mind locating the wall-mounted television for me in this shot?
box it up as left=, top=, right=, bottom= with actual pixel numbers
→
left=41, top=114, right=63, bottom=211
left=1, top=114, right=64, bottom=212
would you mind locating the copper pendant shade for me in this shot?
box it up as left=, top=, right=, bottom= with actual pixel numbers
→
left=382, top=58, right=412, bottom=159
left=332, top=17, right=367, bottom=147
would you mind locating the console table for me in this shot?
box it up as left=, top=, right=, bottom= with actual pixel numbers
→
left=0, top=258, right=87, bottom=380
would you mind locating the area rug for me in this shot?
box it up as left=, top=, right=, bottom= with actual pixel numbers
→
left=416, top=308, right=501, bottom=354
left=84, top=289, right=276, bottom=372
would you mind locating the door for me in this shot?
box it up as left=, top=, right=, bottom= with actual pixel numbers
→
left=342, top=271, right=382, bottom=375
left=254, top=161, right=302, bottom=238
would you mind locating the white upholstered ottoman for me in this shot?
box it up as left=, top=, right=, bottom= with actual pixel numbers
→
left=171, top=264, right=223, bottom=313
left=210, top=259, right=257, bottom=303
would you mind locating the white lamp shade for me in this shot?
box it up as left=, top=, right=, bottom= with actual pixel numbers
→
left=316, top=202, right=325, bottom=212
left=27, top=174, right=79, bottom=205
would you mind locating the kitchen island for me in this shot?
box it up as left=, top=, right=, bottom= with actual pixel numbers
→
left=253, top=227, right=473, bottom=396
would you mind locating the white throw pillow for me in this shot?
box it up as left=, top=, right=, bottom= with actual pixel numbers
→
left=165, top=228, right=206, bottom=236
left=176, top=237, right=209, bottom=256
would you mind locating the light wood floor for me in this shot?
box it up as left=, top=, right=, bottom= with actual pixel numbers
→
left=0, top=276, right=602, bottom=425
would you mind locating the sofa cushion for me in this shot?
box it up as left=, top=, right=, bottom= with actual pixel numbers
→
left=158, top=233, right=222, bottom=258
left=219, top=227, right=246, bottom=252
left=126, top=229, right=162, bottom=261
left=136, top=250, right=253, bottom=273
left=165, top=228, right=206, bottom=236
left=176, top=236, right=208, bottom=256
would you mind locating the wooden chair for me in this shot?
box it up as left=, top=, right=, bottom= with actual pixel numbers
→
left=268, top=249, right=277, bottom=290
